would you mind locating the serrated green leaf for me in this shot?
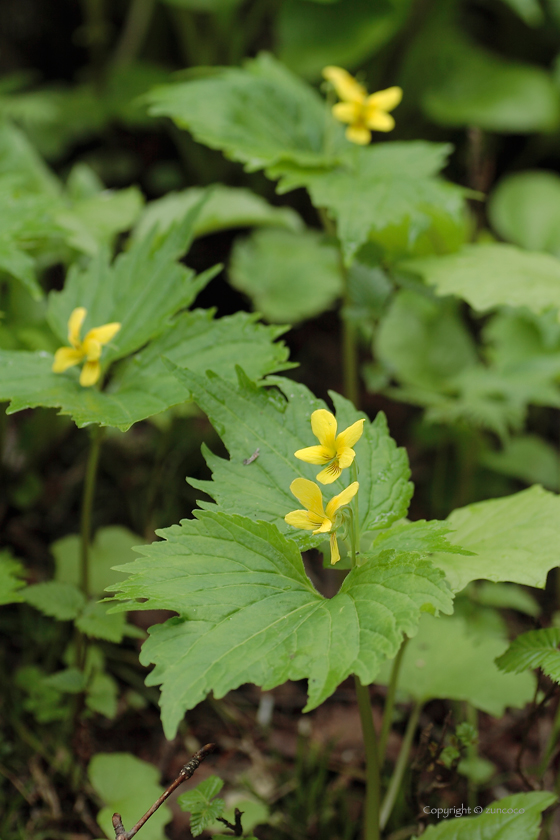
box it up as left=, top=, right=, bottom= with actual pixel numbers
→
left=270, top=142, right=466, bottom=264
left=132, top=185, right=302, bottom=243
left=148, top=53, right=345, bottom=172
left=432, top=486, right=560, bottom=593
left=75, top=600, right=127, bottom=643
left=370, top=520, right=474, bottom=557
left=175, top=369, right=412, bottom=547
left=495, top=628, right=560, bottom=682
left=421, top=792, right=555, bottom=839
left=0, top=310, right=291, bottom=429
left=178, top=775, right=225, bottom=836
left=489, top=171, right=560, bottom=257
left=229, top=228, right=342, bottom=323
left=23, top=581, right=86, bottom=619
left=108, top=511, right=452, bottom=738
left=403, top=243, right=560, bottom=315
left=378, top=614, right=535, bottom=715
left=89, top=753, right=172, bottom=840
left=53, top=526, right=143, bottom=596
left=0, top=550, right=26, bottom=605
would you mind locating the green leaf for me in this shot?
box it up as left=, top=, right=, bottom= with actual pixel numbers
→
left=277, top=0, right=410, bottom=79
left=499, top=0, right=544, bottom=26
left=0, top=550, right=26, bottom=605
left=176, top=369, right=413, bottom=547
left=403, top=243, right=560, bottom=315
left=480, top=435, right=560, bottom=492
left=53, top=526, right=143, bottom=596
left=132, top=185, right=302, bottom=243
left=377, top=614, right=535, bottom=715
left=229, top=228, right=342, bottom=323
left=489, top=171, right=560, bottom=257
left=44, top=667, right=87, bottom=694
left=467, top=581, right=541, bottom=617
left=178, top=776, right=225, bottom=837
left=108, top=511, right=452, bottom=738
left=495, top=628, right=560, bottom=682
left=421, top=792, right=556, bottom=839
left=23, top=581, right=86, bottom=620
left=56, top=185, right=144, bottom=256
left=86, top=671, right=119, bottom=718
left=270, top=142, right=466, bottom=264
left=75, top=600, right=128, bottom=643
left=370, top=520, right=474, bottom=558
left=0, top=309, right=291, bottom=430
left=148, top=53, right=345, bottom=172
left=89, top=753, right=172, bottom=840
left=431, top=486, right=560, bottom=593
left=15, top=665, right=68, bottom=723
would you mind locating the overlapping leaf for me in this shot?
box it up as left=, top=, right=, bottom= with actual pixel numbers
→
left=421, top=792, right=556, bottom=840
left=175, top=368, right=413, bottom=547
left=431, top=486, right=560, bottom=593
left=495, top=628, right=560, bottom=682
left=108, top=511, right=453, bottom=737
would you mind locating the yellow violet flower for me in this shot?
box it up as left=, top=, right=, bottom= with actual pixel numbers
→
left=52, top=307, right=121, bottom=388
left=295, top=409, right=365, bottom=485
left=285, top=477, right=359, bottom=565
left=323, top=65, right=402, bottom=145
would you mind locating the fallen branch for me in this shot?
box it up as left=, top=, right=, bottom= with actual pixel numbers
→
left=112, top=743, right=217, bottom=840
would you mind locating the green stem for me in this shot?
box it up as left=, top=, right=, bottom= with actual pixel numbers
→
left=112, top=0, right=156, bottom=66
left=465, top=702, right=478, bottom=810
left=80, top=425, right=104, bottom=597
left=378, top=638, right=409, bottom=764
left=350, top=460, right=361, bottom=565
left=380, top=701, right=422, bottom=830
left=354, top=676, right=381, bottom=840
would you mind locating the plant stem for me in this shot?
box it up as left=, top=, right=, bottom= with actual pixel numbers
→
left=112, top=0, right=156, bottom=66
left=80, top=425, right=104, bottom=597
left=379, top=638, right=409, bottom=764
left=465, top=702, right=478, bottom=810
left=380, top=701, right=422, bottom=830
left=354, top=676, right=381, bottom=840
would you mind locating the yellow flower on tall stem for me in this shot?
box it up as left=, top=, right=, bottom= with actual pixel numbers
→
left=323, top=65, right=402, bottom=145
left=295, top=409, right=364, bottom=485
left=285, top=477, right=359, bottom=565
left=52, top=307, right=121, bottom=388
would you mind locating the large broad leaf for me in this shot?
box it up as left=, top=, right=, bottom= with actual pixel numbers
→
left=270, top=142, right=466, bottom=264
left=377, top=614, right=535, bottom=716
left=148, top=53, right=345, bottom=172
left=495, top=627, right=560, bottom=682
left=277, top=0, right=411, bottom=79
left=0, top=311, right=290, bottom=429
left=89, top=753, right=172, bottom=840
left=175, top=368, right=413, bottom=547
left=229, top=228, right=342, bottom=323
left=108, top=511, right=453, bottom=737
left=431, top=486, right=560, bottom=593
left=421, top=792, right=556, bottom=839
left=403, top=243, right=560, bottom=315
left=47, top=200, right=211, bottom=364
left=488, top=171, right=560, bottom=257
left=132, top=185, right=302, bottom=244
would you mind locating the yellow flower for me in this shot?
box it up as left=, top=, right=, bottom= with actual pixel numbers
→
left=323, top=65, right=402, bottom=145
left=52, top=307, right=121, bottom=387
left=285, top=478, right=359, bottom=565
left=294, top=409, right=364, bottom=485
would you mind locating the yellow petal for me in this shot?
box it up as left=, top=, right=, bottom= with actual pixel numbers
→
left=364, top=109, right=395, bottom=132
left=323, top=66, right=366, bottom=103
left=68, top=307, right=86, bottom=348
left=85, top=322, right=121, bottom=347
left=337, top=447, right=356, bottom=470
left=52, top=346, right=84, bottom=373
left=325, top=481, right=359, bottom=520
left=345, top=125, right=371, bottom=145
left=336, top=418, right=365, bottom=450
left=313, top=517, right=332, bottom=535
left=332, top=102, right=361, bottom=125
left=366, top=86, right=402, bottom=112
left=311, top=409, right=337, bottom=450
left=316, top=462, right=342, bottom=485
left=82, top=337, right=102, bottom=362
left=330, top=532, right=341, bottom=565
left=289, top=478, right=325, bottom=518
left=79, top=360, right=100, bottom=387
left=294, top=445, right=332, bottom=465
left=285, top=510, right=317, bottom=531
